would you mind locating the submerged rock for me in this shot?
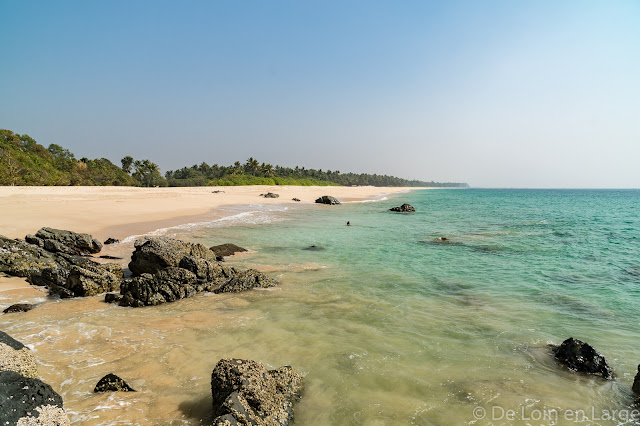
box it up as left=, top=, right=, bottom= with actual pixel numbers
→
left=390, top=203, right=415, bottom=212
left=27, top=227, right=102, bottom=255
left=552, top=337, right=613, bottom=379
left=210, top=243, right=248, bottom=258
left=128, top=237, right=216, bottom=276
left=303, top=245, right=324, bottom=251
left=3, top=303, right=35, bottom=314
left=315, top=195, right=341, bottom=205
left=211, top=358, right=302, bottom=426
left=0, top=371, right=66, bottom=425
left=94, top=373, right=136, bottom=392
left=103, top=237, right=120, bottom=245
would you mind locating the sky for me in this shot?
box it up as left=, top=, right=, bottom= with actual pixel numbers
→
left=1, top=0, right=639, bottom=188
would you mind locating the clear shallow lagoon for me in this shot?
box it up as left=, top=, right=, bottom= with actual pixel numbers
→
left=3, top=189, right=640, bottom=424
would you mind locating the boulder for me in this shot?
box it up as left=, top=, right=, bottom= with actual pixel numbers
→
left=315, top=196, right=341, bottom=205
left=0, top=371, right=66, bottom=425
left=210, top=244, right=248, bottom=258
left=213, top=269, right=278, bottom=294
left=261, top=193, right=279, bottom=198
left=94, top=373, right=136, bottom=392
left=0, top=342, right=38, bottom=379
left=3, top=303, right=35, bottom=314
left=119, top=267, right=199, bottom=307
left=211, top=359, right=302, bottom=426
left=103, top=237, right=120, bottom=245
left=389, top=203, right=415, bottom=212
left=29, top=227, right=102, bottom=255
left=0, top=234, right=122, bottom=298
left=128, top=237, right=216, bottom=276
left=552, top=337, right=613, bottom=379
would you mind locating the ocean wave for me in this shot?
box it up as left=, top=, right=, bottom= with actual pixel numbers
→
left=344, top=196, right=389, bottom=203
left=121, top=206, right=289, bottom=243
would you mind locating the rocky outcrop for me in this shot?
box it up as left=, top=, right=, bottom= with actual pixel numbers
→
left=210, top=244, right=248, bottom=258
left=390, top=203, right=415, bottom=212
left=117, top=238, right=277, bottom=307
left=25, top=227, right=102, bottom=255
left=103, top=238, right=120, bottom=245
left=552, top=337, right=613, bottom=379
left=633, top=365, right=640, bottom=396
left=94, top=373, right=136, bottom=392
left=128, top=237, right=216, bottom=276
left=0, top=233, right=122, bottom=298
left=261, top=193, right=279, bottom=198
left=0, top=371, right=66, bottom=425
left=211, top=359, right=302, bottom=426
left=0, top=331, right=27, bottom=351
left=3, top=303, right=35, bottom=314
left=315, top=196, right=341, bottom=205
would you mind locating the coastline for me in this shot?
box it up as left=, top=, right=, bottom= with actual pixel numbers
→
left=0, top=185, right=419, bottom=308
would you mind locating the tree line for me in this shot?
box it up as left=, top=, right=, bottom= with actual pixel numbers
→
left=0, top=129, right=468, bottom=188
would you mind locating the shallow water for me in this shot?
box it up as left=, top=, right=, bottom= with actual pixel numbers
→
left=2, top=189, right=640, bottom=425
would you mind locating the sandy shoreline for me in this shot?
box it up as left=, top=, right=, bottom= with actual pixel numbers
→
left=0, top=185, right=417, bottom=241
left=0, top=185, right=419, bottom=308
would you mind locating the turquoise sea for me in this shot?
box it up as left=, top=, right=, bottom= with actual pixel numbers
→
left=3, top=188, right=640, bottom=425
left=195, top=188, right=640, bottom=424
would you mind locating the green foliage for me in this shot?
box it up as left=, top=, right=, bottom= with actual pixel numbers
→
left=121, top=156, right=134, bottom=174
left=0, top=129, right=135, bottom=186
left=132, top=159, right=167, bottom=187
left=165, top=157, right=468, bottom=188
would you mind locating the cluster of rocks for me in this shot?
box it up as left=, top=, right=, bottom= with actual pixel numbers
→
left=315, top=195, right=340, bottom=205
left=260, top=192, right=279, bottom=198
left=0, top=331, right=69, bottom=425
left=0, top=228, right=123, bottom=299
left=111, top=237, right=277, bottom=307
left=389, top=203, right=415, bottom=212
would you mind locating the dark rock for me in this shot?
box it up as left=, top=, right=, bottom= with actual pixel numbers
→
left=98, top=255, right=123, bottom=260
left=94, top=373, right=136, bottom=392
left=315, top=195, right=341, bottom=205
left=103, top=238, right=120, bottom=245
left=3, top=303, right=35, bottom=314
left=303, top=245, right=324, bottom=251
left=292, top=198, right=300, bottom=202
left=128, top=237, right=216, bottom=276
left=0, top=371, right=64, bottom=424
left=104, top=293, right=121, bottom=304
left=119, top=267, right=199, bottom=307
left=633, top=365, right=640, bottom=396
left=552, top=337, right=613, bottom=379
left=32, top=227, right=102, bottom=255
left=390, top=203, right=415, bottom=212
left=260, top=192, right=279, bottom=198
left=0, top=235, right=60, bottom=279
left=210, top=244, right=248, bottom=258
left=213, top=269, right=278, bottom=294
left=212, top=190, right=225, bottom=193
left=211, top=358, right=302, bottom=426
left=0, top=234, right=120, bottom=298
left=0, top=330, right=27, bottom=351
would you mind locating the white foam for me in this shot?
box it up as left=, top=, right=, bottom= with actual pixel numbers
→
left=345, top=196, right=389, bottom=203
left=121, top=206, right=289, bottom=243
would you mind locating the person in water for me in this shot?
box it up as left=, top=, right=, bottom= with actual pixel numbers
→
left=347, top=221, right=351, bottom=226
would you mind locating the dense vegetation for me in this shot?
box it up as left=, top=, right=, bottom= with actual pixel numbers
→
left=0, top=129, right=162, bottom=186
left=165, top=158, right=468, bottom=188
left=0, top=129, right=468, bottom=187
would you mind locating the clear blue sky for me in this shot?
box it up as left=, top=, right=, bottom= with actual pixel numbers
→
left=1, top=0, right=639, bottom=187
